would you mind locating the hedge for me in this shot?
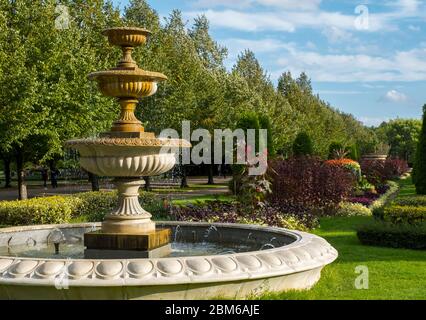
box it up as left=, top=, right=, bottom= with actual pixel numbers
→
left=357, top=221, right=426, bottom=250
left=0, top=191, right=161, bottom=226
left=391, top=195, right=426, bottom=207
left=382, top=205, right=426, bottom=224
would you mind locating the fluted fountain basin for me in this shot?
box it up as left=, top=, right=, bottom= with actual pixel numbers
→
left=88, top=69, right=167, bottom=99
left=66, top=138, right=188, bottom=177
left=0, top=222, right=337, bottom=300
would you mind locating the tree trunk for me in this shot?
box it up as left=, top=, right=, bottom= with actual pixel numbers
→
left=3, top=157, right=11, bottom=188
left=144, top=176, right=151, bottom=192
left=180, top=165, right=188, bottom=188
left=88, top=172, right=100, bottom=191
left=16, top=149, right=27, bottom=200
left=207, top=164, right=215, bottom=185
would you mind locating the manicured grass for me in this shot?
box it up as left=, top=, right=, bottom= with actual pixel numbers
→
left=171, top=194, right=235, bottom=206
left=260, top=215, right=426, bottom=300
left=398, top=177, right=417, bottom=197
left=262, top=178, right=426, bottom=300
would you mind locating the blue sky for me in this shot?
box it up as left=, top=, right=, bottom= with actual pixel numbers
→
left=112, top=0, right=426, bottom=126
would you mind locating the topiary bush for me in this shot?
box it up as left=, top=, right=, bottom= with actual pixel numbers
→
left=357, top=221, right=426, bottom=250
left=0, top=191, right=162, bottom=226
left=413, top=104, right=426, bottom=194
left=391, top=195, right=426, bottom=207
left=0, top=196, right=80, bottom=225
left=292, top=132, right=313, bottom=156
left=382, top=205, right=426, bottom=225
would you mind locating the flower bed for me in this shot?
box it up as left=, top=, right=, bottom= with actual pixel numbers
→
left=336, top=181, right=399, bottom=217
left=173, top=201, right=318, bottom=231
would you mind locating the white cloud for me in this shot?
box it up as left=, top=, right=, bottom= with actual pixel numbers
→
left=382, top=90, right=408, bottom=102
left=274, top=46, right=426, bottom=82
left=359, top=117, right=390, bottom=126
left=322, top=26, right=354, bottom=43
left=316, top=90, right=365, bottom=95
left=408, top=25, right=421, bottom=31
left=193, top=0, right=321, bottom=11
left=186, top=0, right=426, bottom=36
left=187, top=10, right=295, bottom=32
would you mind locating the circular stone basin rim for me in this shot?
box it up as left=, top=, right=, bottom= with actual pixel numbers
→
left=0, top=222, right=338, bottom=287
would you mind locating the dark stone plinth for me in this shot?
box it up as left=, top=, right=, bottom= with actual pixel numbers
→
left=84, top=228, right=171, bottom=251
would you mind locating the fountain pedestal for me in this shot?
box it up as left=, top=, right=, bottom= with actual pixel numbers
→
left=84, top=178, right=172, bottom=258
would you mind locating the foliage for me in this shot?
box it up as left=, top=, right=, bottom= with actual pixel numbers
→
left=268, top=157, right=354, bottom=215
left=413, top=105, right=426, bottom=194
left=392, top=195, right=426, bottom=207
left=357, top=221, right=426, bottom=250
left=172, top=201, right=318, bottom=231
left=325, top=158, right=361, bottom=181
left=0, top=196, right=78, bottom=225
left=292, top=132, right=313, bottom=156
left=375, top=118, right=422, bottom=163
left=0, top=191, right=161, bottom=226
left=328, top=142, right=344, bottom=159
left=335, top=202, right=372, bottom=217
left=381, top=205, right=426, bottom=225
left=360, top=159, right=409, bottom=185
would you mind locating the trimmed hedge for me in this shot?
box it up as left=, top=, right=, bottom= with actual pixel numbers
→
left=0, top=191, right=160, bottom=226
left=391, top=195, right=426, bottom=207
left=357, top=221, right=426, bottom=250
left=382, top=205, right=426, bottom=224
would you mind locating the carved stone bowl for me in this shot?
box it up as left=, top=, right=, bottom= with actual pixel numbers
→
left=66, top=137, right=189, bottom=177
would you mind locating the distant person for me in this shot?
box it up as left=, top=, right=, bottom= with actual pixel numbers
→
left=41, top=169, right=48, bottom=189
left=50, top=169, right=59, bottom=189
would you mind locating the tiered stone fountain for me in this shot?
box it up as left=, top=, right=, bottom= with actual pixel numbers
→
left=0, top=27, right=338, bottom=300
left=66, top=27, right=191, bottom=258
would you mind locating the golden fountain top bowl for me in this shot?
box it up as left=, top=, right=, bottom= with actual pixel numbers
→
left=103, top=27, right=151, bottom=47
left=88, top=68, right=167, bottom=99
left=89, top=27, right=167, bottom=99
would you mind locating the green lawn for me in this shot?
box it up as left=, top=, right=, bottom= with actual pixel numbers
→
left=261, top=178, right=426, bottom=300
left=170, top=194, right=235, bottom=206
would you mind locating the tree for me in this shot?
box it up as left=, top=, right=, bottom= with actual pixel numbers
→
left=376, top=119, right=422, bottom=164
left=413, top=105, right=426, bottom=194
left=293, top=132, right=313, bottom=156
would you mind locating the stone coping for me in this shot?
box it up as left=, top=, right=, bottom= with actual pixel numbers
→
left=88, top=69, right=167, bottom=81
left=0, top=222, right=338, bottom=287
left=65, top=137, right=191, bottom=148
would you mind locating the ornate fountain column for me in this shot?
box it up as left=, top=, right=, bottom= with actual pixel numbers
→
left=66, top=27, right=190, bottom=258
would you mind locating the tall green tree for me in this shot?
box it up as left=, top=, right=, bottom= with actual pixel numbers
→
left=413, top=105, right=426, bottom=194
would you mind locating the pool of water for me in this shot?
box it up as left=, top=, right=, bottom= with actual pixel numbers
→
left=0, top=241, right=259, bottom=259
